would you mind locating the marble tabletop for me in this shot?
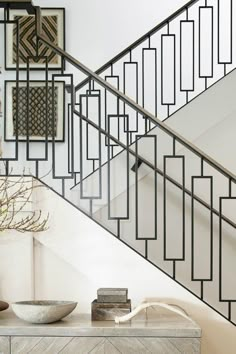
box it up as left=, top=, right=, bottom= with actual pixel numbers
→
left=0, top=310, right=201, bottom=338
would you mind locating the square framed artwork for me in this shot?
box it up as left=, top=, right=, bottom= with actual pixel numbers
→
left=5, top=8, right=65, bottom=70
left=4, top=80, right=65, bottom=142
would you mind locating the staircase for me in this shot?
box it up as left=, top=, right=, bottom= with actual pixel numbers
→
left=1, top=0, right=236, bottom=326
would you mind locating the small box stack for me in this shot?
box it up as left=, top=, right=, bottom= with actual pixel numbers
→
left=91, top=288, right=131, bottom=321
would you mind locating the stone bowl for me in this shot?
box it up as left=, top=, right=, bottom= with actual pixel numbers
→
left=11, top=300, right=77, bottom=324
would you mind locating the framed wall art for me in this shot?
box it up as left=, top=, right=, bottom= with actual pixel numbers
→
left=4, top=80, right=65, bottom=142
left=5, top=8, right=65, bottom=70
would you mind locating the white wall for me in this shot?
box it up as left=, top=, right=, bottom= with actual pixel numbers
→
left=33, top=0, right=188, bottom=70
left=185, top=109, right=236, bottom=175
left=0, top=232, right=33, bottom=302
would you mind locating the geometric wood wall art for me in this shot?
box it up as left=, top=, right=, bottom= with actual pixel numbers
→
left=5, top=8, right=65, bottom=70
left=4, top=80, right=65, bottom=142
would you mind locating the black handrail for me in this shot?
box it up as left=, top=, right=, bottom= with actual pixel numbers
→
left=74, top=0, right=200, bottom=92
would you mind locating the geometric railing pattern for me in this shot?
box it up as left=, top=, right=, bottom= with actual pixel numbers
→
left=75, top=0, right=235, bottom=181
left=76, top=0, right=235, bottom=123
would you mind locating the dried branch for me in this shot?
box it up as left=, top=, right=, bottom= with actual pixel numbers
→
left=0, top=176, right=49, bottom=233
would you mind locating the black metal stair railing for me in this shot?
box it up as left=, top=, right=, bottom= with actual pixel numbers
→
left=65, top=0, right=236, bottom=184
left=74, top=0, right=235, bottom=137
left=1, top=3, right=236, bottom=326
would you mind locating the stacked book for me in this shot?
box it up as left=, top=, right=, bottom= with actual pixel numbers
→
left=91, top=288, right=131, bottom=321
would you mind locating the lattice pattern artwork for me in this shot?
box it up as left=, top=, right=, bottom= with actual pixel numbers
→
left=13, top=15, right=58, bottom=64
left=12, top=86, right=58, bottom=137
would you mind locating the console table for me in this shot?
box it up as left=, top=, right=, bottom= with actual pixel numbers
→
left=0, top=310, right=201, bottom=353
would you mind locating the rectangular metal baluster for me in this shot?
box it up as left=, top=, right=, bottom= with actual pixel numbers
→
left=107, top=115, right=129, bottom=221
left=26, top=59, right=30, bottom=164
left=199, top=7, right=213, bottom=82
left=15, top=19, right=19, bottom=163
left=105, top=75, right=119, bottom=146
left=49, top=74, right=72, bottom=180
left=135, top=136, right=157, bottom=242
left=61, top=178, right=65, bottom=198
left=79, top=96, right=84, bottom=199
left=218, top=0, right=232, bottom=65
left=142, top=48, right=157, bottom=118
left=85, top=91, right=101, bottom=173
left=68, top=104, right=71, bottom=174
left=70, top=75, right=75, bottom=174
left=191, top=175, right=213, bottom=300
left=26, top=56, right=48, bottom=165
left=180, top=20, right=194, bottom=92
left=80, top=93, right=102, bottom=200
left=161, top=33, right=176, bottom=117
left=219, top=196, right=236, bottom=317
left=163, top=155, right=185, bottom=279
left=123, top=59, right=139, bottom=142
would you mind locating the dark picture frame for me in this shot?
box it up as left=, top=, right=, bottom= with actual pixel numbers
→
left=4, top=80, right=65, bottom=142
left=5, top=8, right=65, bottom=71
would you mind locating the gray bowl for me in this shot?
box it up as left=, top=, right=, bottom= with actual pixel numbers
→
left=12, top=300, right=77, bottom=324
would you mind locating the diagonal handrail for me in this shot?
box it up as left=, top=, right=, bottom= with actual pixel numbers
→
left=74, top=0, right=200, bottom=92
left=34, top=6, right=236, bottom=187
